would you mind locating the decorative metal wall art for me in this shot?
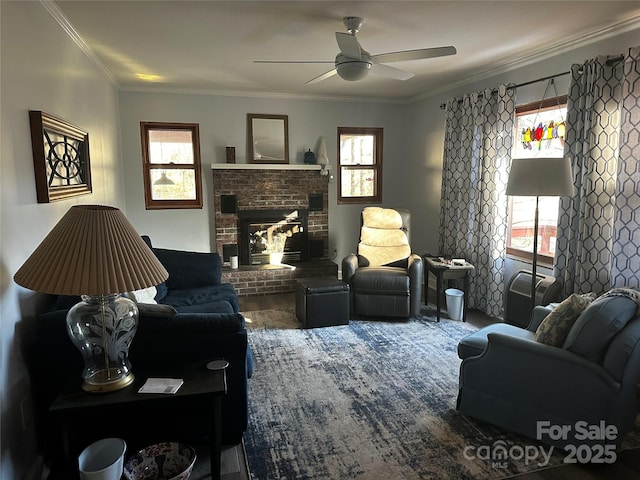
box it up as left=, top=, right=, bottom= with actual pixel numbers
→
left=29, top=111, right=92, bottom=203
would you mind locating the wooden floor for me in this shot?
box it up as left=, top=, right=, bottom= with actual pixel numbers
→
left=235, top=293, right=640, bottom=480
left=190, top=441, right=249, bottom=480
left=238, top=292, right=296, bottom=311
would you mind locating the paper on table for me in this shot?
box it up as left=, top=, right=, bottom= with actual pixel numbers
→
left=138, top=378, right=183, bottom=394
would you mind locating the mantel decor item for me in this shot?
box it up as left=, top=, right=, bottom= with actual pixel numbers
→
left=317, top=136, right=330, bottom=176
left=14, top=205, right=169, bottom=393
left=506, top=157, right=574, bottom=312
left=226, top=146, right=236, bottom=163
left=304, top=149, right=316, bottom=164
left=29, top=111, right=93, bottom=203
left=247, top=114, right=289, bottom=164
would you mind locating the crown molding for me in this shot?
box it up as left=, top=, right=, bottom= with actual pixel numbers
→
left=40, top=0, right=119, bottom=88
left=411, top=16, right=640, bottom=103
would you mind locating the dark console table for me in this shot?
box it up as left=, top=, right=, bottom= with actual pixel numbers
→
left=49, top=364, right=226, bottom=480
left=423, top=256, right=475, bottom=322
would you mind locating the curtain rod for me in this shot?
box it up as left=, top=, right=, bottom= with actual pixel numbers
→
left=439, top=71, right=568, bottom=109
left=439, top=54, right=625, bottom=110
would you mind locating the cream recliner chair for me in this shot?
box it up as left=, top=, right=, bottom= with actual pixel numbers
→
left=342, top=207, right=423, bottom=318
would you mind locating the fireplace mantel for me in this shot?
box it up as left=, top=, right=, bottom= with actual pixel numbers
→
left=211, top=163, right=328, bottom=171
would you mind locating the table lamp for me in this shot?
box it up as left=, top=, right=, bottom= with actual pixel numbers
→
left=506, top=157, right=574, bottom=312
left=14, top=205, right=169, bottom=393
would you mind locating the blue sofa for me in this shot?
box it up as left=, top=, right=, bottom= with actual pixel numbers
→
left=22, top=237, right=253, bottom=472
left=145, top=236, right=240, bottom=313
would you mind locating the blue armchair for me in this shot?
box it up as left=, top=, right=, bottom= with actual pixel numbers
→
left=457, top=292, right=640, bottom=450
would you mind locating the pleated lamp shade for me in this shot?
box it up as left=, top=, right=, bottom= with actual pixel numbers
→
left=14, top=205, right=168, bottom=295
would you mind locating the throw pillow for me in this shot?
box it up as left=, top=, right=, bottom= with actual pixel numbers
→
left=155, top=281, right=168, bottom=302
left=130, top=286, right=158, bottom=304
left=563, top=294, right=638, bottom=363
left=534, top=293, right=594, bottom=346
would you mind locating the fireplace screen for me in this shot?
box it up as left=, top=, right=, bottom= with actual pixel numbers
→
left=239, top=209, right=309, bottom=265
left=249, top=221, right=304, bottom=264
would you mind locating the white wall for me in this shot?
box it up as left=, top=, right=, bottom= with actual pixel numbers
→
left=0, top=2, right=123, bottom=478
left=119, top=91, right=409, bottom=261
left=406, top=28, right=640, bottom=265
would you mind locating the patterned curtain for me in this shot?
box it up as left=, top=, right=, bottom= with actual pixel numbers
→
left=612, top=47, right=640, bottom=289
left=555, top=47, right=640, bottom=296
left=440, top=85, right=515, bottom=317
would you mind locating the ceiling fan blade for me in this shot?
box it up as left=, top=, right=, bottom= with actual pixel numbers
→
left=306, top=68, right=338, bottom=85
left=372, top=46, right=457, bottom=64
left=335, top=32, right=361, bottom=59
left=370, top=63, right=414, bottom=81
left=254, top=60, right=333, bottom=64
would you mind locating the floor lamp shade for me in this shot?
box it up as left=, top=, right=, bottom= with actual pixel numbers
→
left=506, top=157, right=574, bottom=197
left=506, top=157, right=574, bottom=313
left=14, top=205, right=169, bottom=392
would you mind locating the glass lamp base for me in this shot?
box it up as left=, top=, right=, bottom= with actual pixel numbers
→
left=67, top=294, right=138, bottom=393
left=82, top=369, right=135, bottom=393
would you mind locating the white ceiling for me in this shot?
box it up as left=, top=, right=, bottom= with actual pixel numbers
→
left=53, top=1, right=640, bottom=101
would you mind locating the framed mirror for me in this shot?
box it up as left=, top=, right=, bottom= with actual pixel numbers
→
left=247, top=114, right=289, bottom=164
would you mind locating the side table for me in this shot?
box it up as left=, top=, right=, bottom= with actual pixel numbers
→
left=423, top=256, right=475, bottom=322
left=49, top=364, right=227, bottom=480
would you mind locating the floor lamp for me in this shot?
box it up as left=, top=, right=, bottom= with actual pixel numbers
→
left=506, top=157, right=574, bottom=312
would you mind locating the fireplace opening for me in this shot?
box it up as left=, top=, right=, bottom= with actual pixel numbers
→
left=239, top=209, right=308, bottom=265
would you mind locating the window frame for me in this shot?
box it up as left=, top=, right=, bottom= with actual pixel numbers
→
left=140, top=121, right=203, bottom=210
left=506, top=95, right=568, bottom=265
left=337, top=127, right=383, bottom=204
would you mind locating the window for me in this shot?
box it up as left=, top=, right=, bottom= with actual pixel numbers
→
left=140, top=122, right=202, bottom=209
left=338, top=127, right=383, bottom=204
left=507, top=96, right=567, bottom=263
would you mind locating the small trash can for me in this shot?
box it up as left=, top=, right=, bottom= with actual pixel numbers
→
left=78, top=437, right=126, bottom=480
left=445, top=288, right=464, bottom=321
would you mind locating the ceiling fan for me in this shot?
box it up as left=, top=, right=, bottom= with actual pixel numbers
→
left=255, top=16, right=456, bottom=84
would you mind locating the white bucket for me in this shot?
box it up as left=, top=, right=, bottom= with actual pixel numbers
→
left=78, top=438, right=126, bottom=480
left=445, top=288, right=464, bottom=321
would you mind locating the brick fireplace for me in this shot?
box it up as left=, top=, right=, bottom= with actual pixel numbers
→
left=212, top=164, right=336, bottom=296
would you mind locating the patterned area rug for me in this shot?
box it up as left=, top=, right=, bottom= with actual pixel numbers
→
left=241, top=309, right=640, bottom=480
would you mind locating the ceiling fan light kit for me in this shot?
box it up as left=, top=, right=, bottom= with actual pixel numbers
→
left=255, top=16, right=457, bottom=85
left=335, top=53, right=372, bottom=81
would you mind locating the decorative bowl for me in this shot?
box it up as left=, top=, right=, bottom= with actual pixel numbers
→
left=123, top=442, right=196, bottom=480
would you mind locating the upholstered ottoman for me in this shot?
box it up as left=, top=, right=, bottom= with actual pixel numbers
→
left=295, top=277, right=350, bottom=328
